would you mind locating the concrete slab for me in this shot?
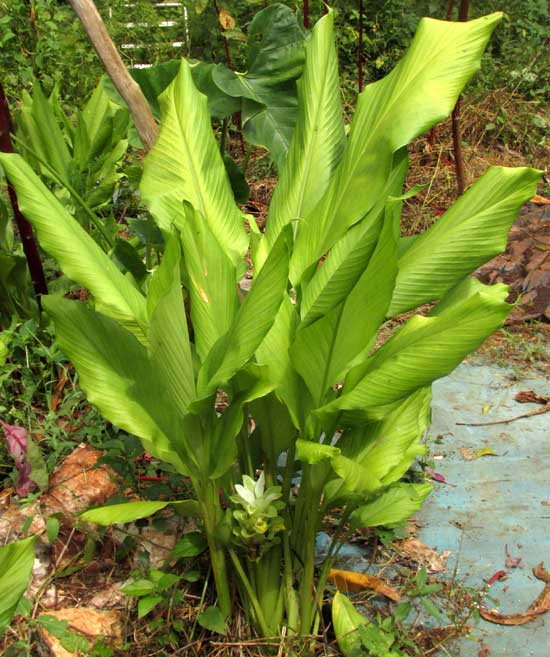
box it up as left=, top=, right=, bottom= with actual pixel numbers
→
left=418, top=360, right=550, bottom=656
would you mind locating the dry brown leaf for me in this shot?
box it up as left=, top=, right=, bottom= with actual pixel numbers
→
left=218, top=8, right=235, bottom=30
left=51, top=369, right=69, bottom=412
left=38, top=608, right=123, bottom=657
left=328, top=568, right=401, bottom=601
left=480, top=563, right=550, bottom=626
left=398, top=537, right=450, bottom=573
left=531, top=194, right=550, bottom=205
left=460, top=447, right=477, bottom=461
left=460, top=447, right=498, bottom=461
left=515, top=390, right=549, bottom=405
left=478, top=644, right=490, bottom=657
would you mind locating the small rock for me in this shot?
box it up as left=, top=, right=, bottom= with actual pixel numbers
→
left=398, top=537, right=451, bottom=573
left=37, top=608, right=123, bottom=657
left=89, top=583, right=126, bottom=610
left=134, top=525, right=177, bottom=569
left=42, top=444, right=118, bottom=518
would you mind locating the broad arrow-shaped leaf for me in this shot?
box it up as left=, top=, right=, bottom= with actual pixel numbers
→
left=213, top=4, right=307, bottom=172
left=141, top=60, right=248, bottom=266
left=290, top=13, right=502, bottom=284
left=0, top=154, right=148, bottom=342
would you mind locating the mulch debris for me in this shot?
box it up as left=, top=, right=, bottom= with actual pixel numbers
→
left=476, top=203, right=550, bottom=322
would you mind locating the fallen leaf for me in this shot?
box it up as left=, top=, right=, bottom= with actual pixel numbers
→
left=398, top=537, right=451, bottom=573
left=478, top=644, right=490, bottom=657
left=51, top=369, right=69, bottom=412
left=328, top=568, right=401, bottom=602
left=515, top=390, right=549, bottom=405
left=505, top=544, right=524, bottom=569
left=480, top=563, right=550, bottom=625
left=89, top=584, right=126, bottom=610
left=487, top=570, right=507, bottom=586
left=460, top=447, right=498, bottom=461
left=541, top=501, right=550, bottom=507
left=531, top=194, right=550, bottom=205
left=424, top=467, right=446, bottom=483
left=482, top=404, right=492, bottom=415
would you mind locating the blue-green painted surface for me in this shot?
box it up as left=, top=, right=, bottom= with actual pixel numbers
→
left=418, top=360, right=550, bottom=656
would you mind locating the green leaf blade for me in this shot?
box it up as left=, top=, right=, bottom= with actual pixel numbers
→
left=141, top=60, right=248, bottom=265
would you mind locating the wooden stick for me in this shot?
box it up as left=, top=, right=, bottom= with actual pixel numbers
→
left=456, top=403, right=550, bottom=427
left=358, top=0, right=364, bottom=92
left=66, top=0, right=158, bottom=151
left=448, top=0, right=469, bottom=195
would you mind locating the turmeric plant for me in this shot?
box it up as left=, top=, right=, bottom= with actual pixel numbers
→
left=0, top=8, right=540, bottom=643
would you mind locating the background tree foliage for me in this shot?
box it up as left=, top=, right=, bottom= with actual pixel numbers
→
left=0, top=0, right=548, bottom=105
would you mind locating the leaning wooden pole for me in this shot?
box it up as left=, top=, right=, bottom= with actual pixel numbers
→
left=358, top=0, right=364, bottom=92
left=449, top=0, right=469, bottom=195
left=66, top=0, right=158, bottom=151
left=0, top=84, right=48, bottom=307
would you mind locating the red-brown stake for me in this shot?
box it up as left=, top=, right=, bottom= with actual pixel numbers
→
left=0, top=83, right=48, bottom=307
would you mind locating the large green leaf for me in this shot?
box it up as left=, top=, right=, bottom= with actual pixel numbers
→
left=332, top=591, right=369, bottom=657
left=0, top=536, right=37, bottom=635
left=299, top=148, right=408, bottom=325
left=330, top=455, right=381, bottom=496
left=0, top=154, right=148, bottom=342
left=321, top=278, right=511, bottom=415
left=197, top=229, right=290, bottom=397
left=254, top=295, right=308, bottom=429
left=290, top=211, right=397, bottom=405
left=207, top=376, right=275, bottom=479
left=338, top=387, right=431, bottom=485
left=80, top=500, right=200, bottom=525
left=290, top=13, right=502, bottom=284
left=43, top=296, right=190, bottom=474
left=212, top=4, right=306, bottom=171
left=178, top=205, right=239, bottom=363
left=140, top=60, right=248, bottom=265
left=389, top=166, right=541, bottom=315
left=295, top=438, right=339, bottom=465
left=16, top=83, right=71, bottom=183
left=147, top=236, right=195, bottom=415
left=350, top=483, right=432, bottom=528
left=258, top=10, right=345, bottom=268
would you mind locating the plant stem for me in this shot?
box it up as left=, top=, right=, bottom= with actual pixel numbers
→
left=198, top=480, right=232, bottom=618
left=229, top=549, right=271, bottom=636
